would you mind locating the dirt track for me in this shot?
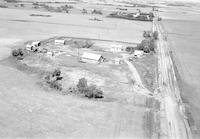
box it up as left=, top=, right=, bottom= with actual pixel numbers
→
left=154, top=17, right=192, bottom=139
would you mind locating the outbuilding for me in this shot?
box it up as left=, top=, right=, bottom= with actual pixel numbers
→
left=81, top=52, right=105, bottom=64
left=26, top=41, right=41, bottom=51
left=47, top=51, right=54, bottom=57
left=54, top=39, right=71, bottom=45
left=110, top=44, right=124, bottom=52
left=134, top=50, right=144, bottom=57
left=55, top=39, right=66, bottom=45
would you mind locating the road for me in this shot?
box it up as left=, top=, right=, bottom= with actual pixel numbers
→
left=121, top=54, right=154, bottom=97
left=154, top=17, right=192, bottom=139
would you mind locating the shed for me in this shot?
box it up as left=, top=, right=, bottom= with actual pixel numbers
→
left=113, top=58, right=122, bottom=65
left=110, top=44, right=124, bottom=52
left=81, top=52, right=105, bottom=64
left=47, top=51, right=54, bottom=57
left=26, top=44, right=33, bottom=51
left=31, top=41, right=41, bottom=47
left=55, top=39, right=66, bottom=45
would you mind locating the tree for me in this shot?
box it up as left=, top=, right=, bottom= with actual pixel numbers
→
left=12, top=49, right=19, bottom=57
left=83, top=40, right=93, bottom=48
left=153, top=31, right=159, bottom=40
left=18, top=48, right=24, bottom=56
left=85, top=84, right=103, bottom=98
left=52, top=69, right=61, bottom=77
left=143, top=31, right=152, bottom=38
left=77, top=78, right=88, bottom=93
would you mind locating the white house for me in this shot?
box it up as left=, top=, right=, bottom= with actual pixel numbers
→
left=81, top=52, right=105, bottom=64
left=134, top=50, right=144, bottom=57
left=110, top=44, right=124, bottom=52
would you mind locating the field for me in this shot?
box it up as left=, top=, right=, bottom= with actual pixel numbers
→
left=160, top=5, right=200, bottom=138
left=0, top=1, right=161, bottom=138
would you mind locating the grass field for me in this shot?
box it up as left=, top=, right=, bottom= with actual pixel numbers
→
left=0, top=2, right=160, bottom=138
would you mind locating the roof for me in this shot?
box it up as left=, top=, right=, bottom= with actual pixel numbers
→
left=81, top=52, right=102, bottom=61
left=111, top=44, right=123, bottom=48
left=32, top=41, right=40, bottom=45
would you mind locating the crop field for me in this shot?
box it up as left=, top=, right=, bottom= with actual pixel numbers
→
left=160, top=5, right=200, bottom=137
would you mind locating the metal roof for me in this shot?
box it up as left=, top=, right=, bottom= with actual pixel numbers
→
left=81, top=52, right=102, bottom=61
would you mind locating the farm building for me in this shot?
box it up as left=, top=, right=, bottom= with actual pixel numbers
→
left=47, top=51, right=54, bottom=57
left=134, top=50, right=144, bottom=57
left=113, top=58, right=122, bottom=65
left=81, top=52, right=105, bottom=64
left=110, top=44, right=125, bottom=52
left=54, top=38, right=71, bottom=45
left=26, top=41, right=41, bottom=51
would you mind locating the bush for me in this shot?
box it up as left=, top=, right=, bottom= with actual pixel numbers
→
left=91, top=9, right=103, bottom=15
left=45, top=69, right=63, bottom=91
left=49, top=80, right=62, bottom=91
left=82, top=8, right=87, bottom=14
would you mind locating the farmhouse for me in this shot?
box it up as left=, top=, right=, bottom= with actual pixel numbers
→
left=134, top=50, right=144, bottom=57
left=81, top=52, right=105, bottom=64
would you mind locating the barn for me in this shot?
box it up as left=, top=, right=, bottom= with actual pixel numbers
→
left=81, top=52, right=105, bottom=64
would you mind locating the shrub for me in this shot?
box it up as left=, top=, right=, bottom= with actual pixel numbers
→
left=82, top=8, right=87, bottom=14
left=49, top=80, right=62, bottom=91
left=45, top=69, right=63, bottom=91
left=91, top=9, right=103, bottom=15
left=77, top=78, right=88, bottom=93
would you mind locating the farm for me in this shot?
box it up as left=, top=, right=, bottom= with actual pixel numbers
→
left=0, top=0, right=162, bottom=138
